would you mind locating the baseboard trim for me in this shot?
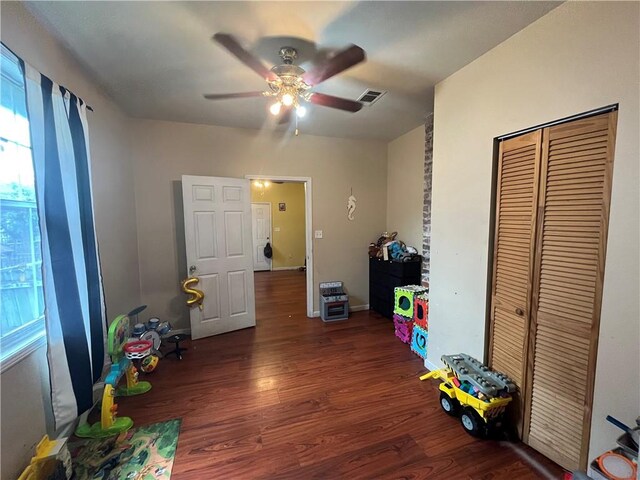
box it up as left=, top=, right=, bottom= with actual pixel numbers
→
left=170, top=306, right=368, bottom=329
left=311, top=304, right=369, bottom=318
left=271, top=266, right=305, bottom=271
left=424, top=357, right=439, bottom=372
left=350, top=304, right=369, bottom=313
left=169, top=328, right=191, bottom=336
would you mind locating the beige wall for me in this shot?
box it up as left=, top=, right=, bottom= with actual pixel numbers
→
left=251, top=182, right=306, bottom=269
left=0, top=4, right=140, bottom=479
left=428, top=1, right=639, bottom=462
left=0, top=346, right=51, bottom=480
left=131, top=119, right=387, bottom=329
left=3, top=3, right=141, bottom=320
left=386, top=125, right=425, bottom=250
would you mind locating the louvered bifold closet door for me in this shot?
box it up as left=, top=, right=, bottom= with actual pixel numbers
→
left=524, top=112, right=617, bottom=471
left=488, top=131, right=541, bottom=434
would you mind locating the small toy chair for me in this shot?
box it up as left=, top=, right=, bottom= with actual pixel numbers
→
left=164, top=334, right=189, bottom=360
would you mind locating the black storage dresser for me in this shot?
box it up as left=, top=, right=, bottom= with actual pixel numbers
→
left=369, top=257, right=422, bottom=319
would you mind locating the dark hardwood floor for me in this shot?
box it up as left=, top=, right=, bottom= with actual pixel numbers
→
left=120, top=270, right=564, bottom=479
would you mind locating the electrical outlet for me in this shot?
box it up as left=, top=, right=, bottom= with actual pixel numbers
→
left=274, top=227, right=281, bottom=232
left=314, top=230, right=323, bottom=239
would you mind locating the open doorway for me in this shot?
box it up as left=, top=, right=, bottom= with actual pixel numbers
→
left=246, top=175, right=313, bottom=318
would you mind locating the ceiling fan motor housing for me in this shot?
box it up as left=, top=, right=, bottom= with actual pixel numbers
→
left=278, top=46, right=298, bottom=64
left=271, top=47, right=308, bottom=99
left=271, top=64, right=306, bottom=83
left=272, top=47, right=307, bottom=89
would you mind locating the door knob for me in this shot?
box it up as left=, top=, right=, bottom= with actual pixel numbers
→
left=515, top=308, right=524, bottom=316
left=189, top=265, right=196, bottom=274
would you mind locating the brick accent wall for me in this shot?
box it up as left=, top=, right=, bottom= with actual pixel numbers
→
left=422, top=113, right=434, bottom=286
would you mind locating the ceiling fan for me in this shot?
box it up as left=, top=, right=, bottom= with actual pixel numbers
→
left=204, top=33, right=366, bottom=124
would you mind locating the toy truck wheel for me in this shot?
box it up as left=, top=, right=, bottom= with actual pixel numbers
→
left=460, top=407, right=485, bottom=437
left=439, top=391, right=459, bottom=416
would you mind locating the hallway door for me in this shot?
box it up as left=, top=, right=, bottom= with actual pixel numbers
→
left=251, top=202, right=272, bottom=271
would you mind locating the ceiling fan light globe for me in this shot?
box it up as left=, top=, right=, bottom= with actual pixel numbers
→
left=269, top=102, right=282, bottom=116
left=296, top=106, right=307, bottom=118
left=281, top=93, right=294, bottom=106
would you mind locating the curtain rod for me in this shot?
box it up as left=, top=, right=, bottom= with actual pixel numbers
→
left=2, top=42, right=95, bottom=112
left=59, top=85, right=93, bottom=112
left=497, top=104, right=618, bottom=141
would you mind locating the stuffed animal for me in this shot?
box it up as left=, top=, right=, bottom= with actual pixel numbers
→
left=387, top=240, right=406, bottom=260
left=368, top=232, right=398, bottom=258
left=376, top=231, right=397, bottom=247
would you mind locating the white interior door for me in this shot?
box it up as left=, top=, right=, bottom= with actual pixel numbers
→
left=182, top=175, right=256, bottom=339
left=251, top=202, right=272, bottom=271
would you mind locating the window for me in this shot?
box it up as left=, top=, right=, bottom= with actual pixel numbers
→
left=0, top=44, right=45, bottom=369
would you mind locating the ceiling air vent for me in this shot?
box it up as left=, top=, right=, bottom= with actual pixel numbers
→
left=357, top=89, right=386, bottom=106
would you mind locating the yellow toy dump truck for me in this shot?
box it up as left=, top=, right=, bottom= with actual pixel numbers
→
left=420, top=354, right=516, bottom=436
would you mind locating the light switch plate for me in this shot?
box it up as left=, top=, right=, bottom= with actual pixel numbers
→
left=274, top=227, right=281, bottom=232
left=314, top=230, right=323, bottom=239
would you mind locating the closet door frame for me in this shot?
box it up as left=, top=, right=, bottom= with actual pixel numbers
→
left=521, top=111, right=618, bottom=469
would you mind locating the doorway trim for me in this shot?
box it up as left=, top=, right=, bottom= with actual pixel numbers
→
left=245, top=175, right=313, bottom=318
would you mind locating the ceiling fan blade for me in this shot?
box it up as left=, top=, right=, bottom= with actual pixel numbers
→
left=278, top=107, right=292, bottom=125
left=308, top=92, right=363, bottom=112
left=303, top=45, right=365, bottom=86
left=203, top=91, right=265, bottom=100
left=213, top=33, right=278, bottom=82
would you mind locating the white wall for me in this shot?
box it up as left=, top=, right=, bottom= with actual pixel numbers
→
left=386, top=125, right=425, bottom=250
left=130, top=119, right=387, bottom=330
left=428, top=1, right=639, bottom=462
left=0, top=4, right=140, bottom=479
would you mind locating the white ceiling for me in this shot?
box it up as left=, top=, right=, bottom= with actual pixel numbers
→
left=26, top=1, right=561, bottom=141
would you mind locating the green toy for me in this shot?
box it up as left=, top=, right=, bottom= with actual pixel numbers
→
left=394, top=285, right=427, bottom=318
left=75, top=314, right=152, bottom=439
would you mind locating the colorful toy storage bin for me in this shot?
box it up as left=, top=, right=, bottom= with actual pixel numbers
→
left=393, top=285, right=427, bottom=318
left=413, top=294, right=429, bottom=329
left=393, top=314, right=413, bottom=344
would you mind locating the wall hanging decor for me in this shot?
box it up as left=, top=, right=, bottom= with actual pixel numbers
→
left=347, top=188, right=357, bottom=221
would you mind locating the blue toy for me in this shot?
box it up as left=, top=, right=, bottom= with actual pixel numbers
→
left=411, top=324, right=428, bottom=358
